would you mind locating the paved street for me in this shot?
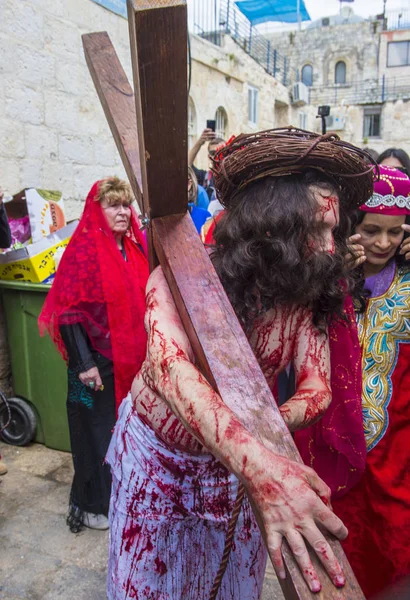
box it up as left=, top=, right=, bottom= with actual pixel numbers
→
left=0, top=441, right=284, bottom=599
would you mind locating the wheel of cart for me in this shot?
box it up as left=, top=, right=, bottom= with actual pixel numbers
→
left=0, top=280, right=70, bottom=452
left=0, top=395, right=37, bottom=446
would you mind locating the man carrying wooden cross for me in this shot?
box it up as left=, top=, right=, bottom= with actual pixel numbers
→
left=105, top=129, right=374, bottom=600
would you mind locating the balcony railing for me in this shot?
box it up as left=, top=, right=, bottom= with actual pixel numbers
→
left=384, top=9, right=410, bottom=31
left=308, top=75, right=410, bottom=106
left=189, top=0, right=297, bottom=85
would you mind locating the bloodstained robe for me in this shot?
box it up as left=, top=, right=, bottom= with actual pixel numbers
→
left=333, top=262, right=410, bottom=598
left=106, top=266, right=333, bottom=600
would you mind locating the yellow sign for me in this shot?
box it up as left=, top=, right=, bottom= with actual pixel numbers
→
left=0, top=237, right=72, bottom=283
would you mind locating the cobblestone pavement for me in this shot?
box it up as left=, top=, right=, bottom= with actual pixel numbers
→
left=0, top=442, right=284, bottom=600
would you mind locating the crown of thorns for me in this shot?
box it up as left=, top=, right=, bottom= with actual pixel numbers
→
left=212, top=127, right=378, bottom=209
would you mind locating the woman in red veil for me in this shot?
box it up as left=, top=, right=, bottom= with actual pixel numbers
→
left=39, top=177, right=149, bottom=532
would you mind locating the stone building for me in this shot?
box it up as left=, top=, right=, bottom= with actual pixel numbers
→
left=188, top=33, right=317, bottom=170
left=1, top=0, right=409, bottom=221
left=0, top=0, right=316, bottom=218
left=266, top=6, right=410, bottom=155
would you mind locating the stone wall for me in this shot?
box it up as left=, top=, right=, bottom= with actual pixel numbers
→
left=2, top=0, right=408, bottom=214
left=266, top=20, right=381, bottom=87
left=189, top=34, right=318, bottom=169
left=379, top=29, right=410, bottom=82
left=0, top=0, right=134, bottom=219
left=306, top=100, right=410, bottom=156
left=266, top=17, right=410, bottom=156
left=0, top=0, right=311, bottom=216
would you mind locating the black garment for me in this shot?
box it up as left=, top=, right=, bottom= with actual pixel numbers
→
left=66, top=368, right=115, bottom=533
left=192, top=165, right=215, bottom=200
left=192, top=165, right=206, bottom=187
left=60, top=323, right=112, bottom=376
left=0, top=204, right=12, bottom=248
left=60, top=323, right=115, bottom=533
left=277, top=366, right=296, bottom=406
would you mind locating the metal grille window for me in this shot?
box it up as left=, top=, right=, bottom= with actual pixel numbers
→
left=215, top=106, right=228, bottom=139
left=363, top=107, right=381, bottom=138
left=301, top=64, right=313, bottom=87
left=335, top=61, right=346, bottom=84
left=387, top=41, right=410, bottom=67
left=248, top=86, right=258, bottom=126
left=188, top=97, right=197, bottom=150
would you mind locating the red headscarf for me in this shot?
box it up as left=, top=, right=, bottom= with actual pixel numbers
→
left=39, top=180, right=149, bottom=413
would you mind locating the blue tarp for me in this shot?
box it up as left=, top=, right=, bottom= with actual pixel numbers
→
left=91, top=0, right=127, bottom=19
left=234, top=0, right=311, bottom=25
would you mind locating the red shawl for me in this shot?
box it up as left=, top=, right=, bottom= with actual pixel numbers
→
left=294, top=297, right=366, bottom=499
left=38, top=180, right=149, bottom=413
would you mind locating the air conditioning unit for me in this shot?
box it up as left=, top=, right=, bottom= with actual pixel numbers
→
left=292, top=82, right=309, bottom=105
left=325, top=113, right=346, bottom=131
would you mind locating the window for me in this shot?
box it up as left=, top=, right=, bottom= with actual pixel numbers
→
left=248, top=86, right=258, bottom=125
left=301, top=64, right=313, bottom=87
left=298, top=111, right=308, bottom=130
left=188, top=97, right=197, bottom=150
left=335, top=61, right=346, bottom=84
left=363, top=107, right=381, bottom=138
left=387, top=41, right=410, bottom=67
left=215, top=106, right=228, bottom=139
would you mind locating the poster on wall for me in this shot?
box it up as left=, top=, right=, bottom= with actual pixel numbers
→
left=91, top=0, right=127, bottom=18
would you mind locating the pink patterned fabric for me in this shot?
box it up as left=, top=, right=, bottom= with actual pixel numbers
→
left=360, top=166, right=410, bottom=216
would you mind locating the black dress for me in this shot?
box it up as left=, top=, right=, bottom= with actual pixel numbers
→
left=60, top=323, right=116, bottom=533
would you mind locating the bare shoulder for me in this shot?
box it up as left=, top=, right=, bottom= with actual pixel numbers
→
left=147, top=265, right=169, bottom=296
left=145, top=266, right=193, bottom=355
left=146, top=266, right=176, bottom=312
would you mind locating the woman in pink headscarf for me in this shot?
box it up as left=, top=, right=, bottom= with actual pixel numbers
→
left=329, top=166, right=410, bottom=598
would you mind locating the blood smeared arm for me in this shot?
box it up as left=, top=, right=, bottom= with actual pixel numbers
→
left=135, top=267, right=347, bottom=592
left=279, top=310, right=332, bottom=432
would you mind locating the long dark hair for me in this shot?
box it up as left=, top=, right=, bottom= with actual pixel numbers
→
left=350, top=209, right=410, bottom=312
left=377, top=148, right=410, bottom=176
left=211, top=171, right=352, bottom=332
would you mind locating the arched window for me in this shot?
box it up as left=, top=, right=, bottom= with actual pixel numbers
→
left=301, top=64, right=313, bottom=87
left=215, top=106, right=228, bottom=139
left=335, top=61, right=346, bottom=84
left=188, top=97, right=197, bottom=149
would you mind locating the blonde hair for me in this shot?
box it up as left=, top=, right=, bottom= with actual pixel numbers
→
left=96, top=177, right=134, bottom=206
left=188, top=166, right=198, bottom=204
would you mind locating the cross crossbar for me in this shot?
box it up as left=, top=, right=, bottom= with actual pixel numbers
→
left=82, top=2, right=365, bottom=596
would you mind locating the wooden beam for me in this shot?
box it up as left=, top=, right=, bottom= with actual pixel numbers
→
left=127, top=0, right=188, bottom=220
left=152, top=212, right=365, bottom=600
left=82, top=2, right=365, bottom=597
left=82, top=31, right=143, bottom=212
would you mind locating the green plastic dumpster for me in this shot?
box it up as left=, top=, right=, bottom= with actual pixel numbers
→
left=0, top=280, right=70, bottom=452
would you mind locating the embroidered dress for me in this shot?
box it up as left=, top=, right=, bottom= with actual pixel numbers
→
left=107, top=395, right=267, bottom=600
left=333, top=263, right=410, bottom=598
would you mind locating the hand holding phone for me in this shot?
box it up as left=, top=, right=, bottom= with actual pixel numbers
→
left=199, top=128, right=216, bottom=145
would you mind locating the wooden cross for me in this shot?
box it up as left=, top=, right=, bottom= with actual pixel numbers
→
left=82, top=2, right=364, bottom=598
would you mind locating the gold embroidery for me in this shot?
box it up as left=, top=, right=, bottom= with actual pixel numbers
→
left=357, top=267, right=410, bottom=451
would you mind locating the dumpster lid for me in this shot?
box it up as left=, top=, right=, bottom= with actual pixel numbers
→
left=0, top=280, right=51, bottom=292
